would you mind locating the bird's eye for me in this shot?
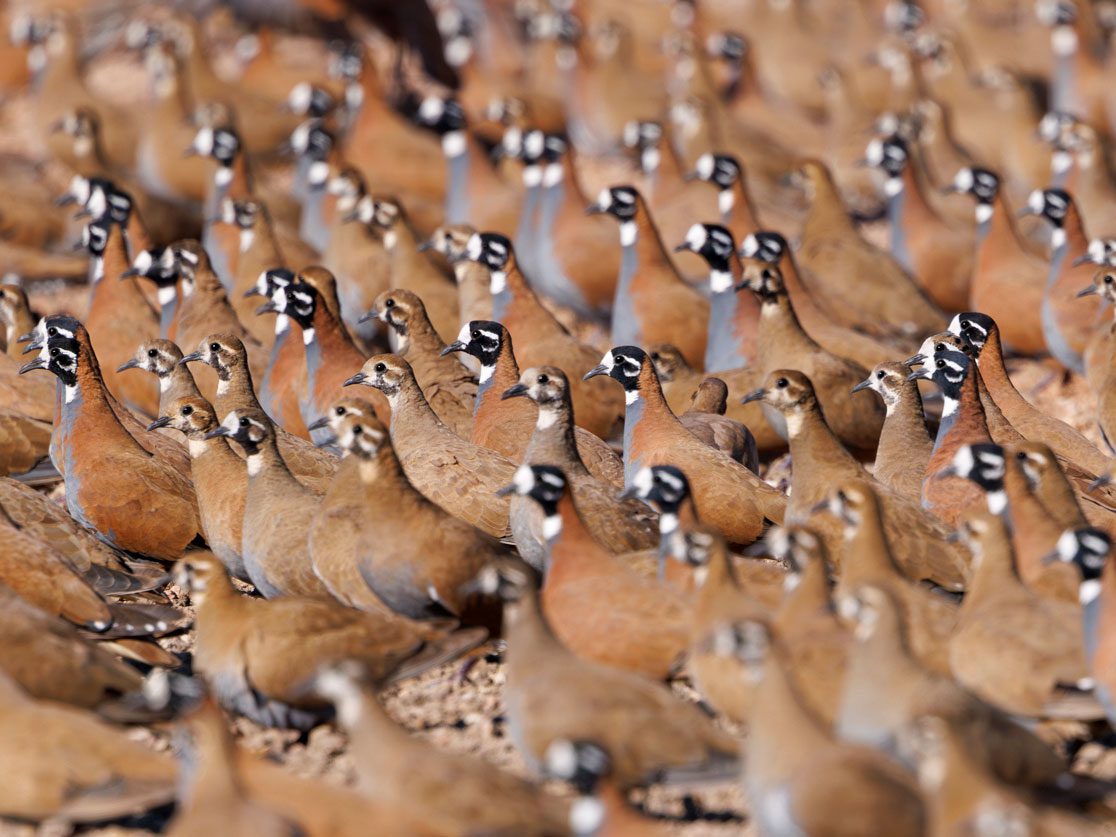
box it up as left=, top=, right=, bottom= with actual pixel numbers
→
left=147, top=348, right=158, bottom=357
left=650, top=352, right=660, bottom=360
left=240, top=417, right=250, bottom=426
left=876, top=370, right=885, bottom=379
left=385, top=298, right=395, bottom=307
left=1106, top=276, right=1113, bottom=285
left=960, top=320, right=970, bottom=328
left=182, top=405, right=193, bottom=415
left=776, top=377, right=788, bottom=388
left=935, top=343, right=945, bottom=351
left=335, top=406, right=345, bottom=415
left=209, top=342, right=219, bottom=351
left=1016, top=451, right=1027, bottom=460
left=471, top=330, right=480, bottom=339
left=374, top=362, right=386, bottom=372
left=47, top=327, right=57, bottom=335
left=537, top=374, right=549, bottom=384
left=936, top=360, right=945, bottom=368
left=353, top=425, right=363, bottom=435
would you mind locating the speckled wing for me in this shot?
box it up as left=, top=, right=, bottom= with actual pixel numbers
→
left=0, top=412, right=51, bottom=477
left=399, top=442, right=515, bottom=538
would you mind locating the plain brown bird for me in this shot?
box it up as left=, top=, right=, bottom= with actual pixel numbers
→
left=853, top=361, right=933, bottom=501
left=345, top=353, right=516, bottom=538
left=177, top=552, right=484, bottom=731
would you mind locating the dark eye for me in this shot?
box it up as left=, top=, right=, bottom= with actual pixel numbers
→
left=471, top=330, right=480, bottom=339
left=650, top=352, right=660, bottom=360
left=374, top=362, right=386, bottom=372
left=960, top=320, right=970, bottom=328
left=147, top=348, right=158, bottom=357
left=876, top=370, right=885, bottom=379
left=353, top=425, right=363, bottom=435
left=776, top=377, right=788, bottom=388
left=1106, top=276, right=1113, bottom=285
left=935, top=343, right=945, bottom=351
left=1016, top=451, right=1027, bottom=460
left=209, top=342, right=219, bottom=351
left=47, top=327, right=57, bottom=335
left=181, top=405, right=193, bottom=415
left=49, top=347, right=59, bottom=356
left=385, top=298, right=395, bottom=307
left=240, top=417, right=250, bottom=426
left=335, top=406, right=345, bottom=415
left=537, top=374, right=549, bottom=384
left=936, top=359, right=945, bottom=368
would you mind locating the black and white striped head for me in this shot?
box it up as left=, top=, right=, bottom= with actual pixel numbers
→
left=908, top=349, right=969, bottom=399
left=691, top=152, right=741, bottom=191
left=80, top=217, right=111, bottom=257
left=584, top=347, right=646, bottom=393
left=949, top=167, right=1000, bottom=205
left=250, top=266, right=295, bottom=302
left=1050, top=527, right=1110, bottom=587
left=737, top=262, right=786, bottom=300
left=545, top=738, right=612, bottom=799
left=622, top=119, right=662, bottom=152
left=464, top=232, right=512, bottom=272
left=758, top=526, right=825, bottom=585
left=286, top=82, right=336, bottom=119
left=1037, top=110, right=1079, bottom=147
left=126, top=245, right=178, bottom=287
left=676, top=223, right=735, bottom=273
left=334, top=412, right=389, bottom=458
left=1035, top=0, right=1078, bottom=27
left=189, top=125, right=241, bottom=167
left=503, top=464, right=567, bottom=515
left=705, top=31, right=747, bottom=62
left=1023, top=188, right=1071, bottom=227
left=884, top=0, right=925, bottom=34
left=738, top=231, right=787, bottom=265
left=1079, top=238, right=1116, bottom=267
left=327, top=40, right=363, bottom=82
left=947, top=312, right=994, bottom=353
left=587, top=185, right=639, bottom=222
left=862, top=135, right=909, bottom=179
left=286, top=118, right=334, bottom=161
left=414, top=95, right=467, bottom=135
left=20, top=321, right=80, bottom=386
left=945, top=443, right=1005, bottom=493
left=442, top=320, right=504, bottom=367
left=277, top=281, right=317, bottom=329
left=705, top=618, right=771, bottom=679
left=626, top=465, right=690, bottom=513
left=208, top=409, right=270, bottom=449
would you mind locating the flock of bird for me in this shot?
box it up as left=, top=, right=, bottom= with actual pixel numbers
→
left=10, top=0, right=1116, bottom=834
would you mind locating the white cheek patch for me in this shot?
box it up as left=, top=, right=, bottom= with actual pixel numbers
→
left=631, top=466, right=653, bottom=496
left=659, top=511, right=679, bottom=535
left=64, top=384, right=78, bottom=403
left=695, top=153, right=714, bottom=180
left=1027, top=189, right=1045, bottom=214
left=512, top=464, right=535, bottom=494
left=219, top=412, right=240, bottom=434
left=684, top=223, right=707, bottom=251
left=595, top=188, right=612, bottom=210
left=465, top=234, right=483, bottom=261
left=952, top=168, right=974, bottom=191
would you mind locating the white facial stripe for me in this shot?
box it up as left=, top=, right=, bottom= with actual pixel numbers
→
left=685, top=223, right=707, bottom=250
left=512, top=464, right=535, bottom=494
left=952, top=168, right=974, bottom=191
left=696, top=153, right=714, bottom=179
left=631, top=466, right=653, bottom=495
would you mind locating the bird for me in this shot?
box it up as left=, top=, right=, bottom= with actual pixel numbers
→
left=502, top=367, right=657, bottom=562
left=313, top=662, right=571, bottom=836
left=587, top=346, right=786, bottom=544
left=853, top=361, right=933, bottom=501
left=502, top=464, right=687, bottom=679
left=176, top=552, right=484, bottom=731
left=442, top=320, right=625, bottom=488
left=19, top=318, right=199, bottom=560
left=344, top=354, right=516, bottom=538
left=308, top=400, right=504, bottom=623
left=363, top=288, right=476, bottom=437
left=466, top=560, right=740, bottom=787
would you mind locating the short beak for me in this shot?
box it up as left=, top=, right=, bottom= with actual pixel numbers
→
left=501, top=383, right=529, bottom=400
left=119, top=267, right=139, bottom=278
left=18, top=357, right=45, bottom=374
left=256, top=301, right=277, bottom=315
left=945, top=530, right=962, bottom=544
left=808, top=499, right=831, bottom=516
left=1077, top=285, right=1098, bottom=298
left=54, top=194, right=76, bottom=207
left=495, top=483, right=516, bottom=497
left=850, top=379, right=872, bottom=393
left=307, top=416, right=330, bottom=432
left=904, top=353, right=925, bottom=366
left=341, top=209, right=361, bottom=223
left=243, top=287, right=262, bottom=298
left=116, top=358, right=141, bottom=372
left=852, top=157, right=870, bottom=168
left=1016, top=207, right=1036, bottom=219
left=617, top=485, right=639, bottom=501
left=203, top=427, right=229, bottom=440
left=417, top=239, right=434, bottom=252
left=440, top=340, right=466, bottom=357
left=178, top=351, right=204, bottom=366
left=741, top=541, right=771, bottom=557
left=1040, top=550, right=1060, bottom=566
left=672, top=242, right=690, bottom=253
left=343, top=372, right=367, bottom=387
left=21, top=340, right=40, bottom=354
left=583, top=364, right=609, bottom=380
left=357, top=308, right=379, bottom=324
left=585, top=203, right=604, bottom=215
left=183, top=146, right=198, bottom=158
left=733, top=280, right=752, bottom=293
left=739, top=388, right=765, bottom=404
left=907, top=369, right=929, bottom=382
left=1088, top=475, right=1111, bottom=493
left=940, top=184, right=959, bottom=195
left=1072, top=254, right=1092, bottom=267
left=682, top=170, right=699, bottom=182
left=146, top=416, right=171, bottom=431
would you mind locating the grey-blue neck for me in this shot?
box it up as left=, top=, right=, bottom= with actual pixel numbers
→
left=159, top=296, right=176, bottom=339
left=514, top=184, right=541, bottom=280
left=533, top=178, right=593, bottom=316
left=705, top=283, right=749, bottom=371
left=610, top=243, right=641, bottom=347
left=621, top=394, right=644, bottom=486
left=445, top=152, right=470, bottom=224
left=473, top=365, right=496, bottom=414
left=300, top=186, right=330, bottom=253
left=1042, top=236, right=1085, bottom=372
left=886, top=185, right=914, bottom=274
